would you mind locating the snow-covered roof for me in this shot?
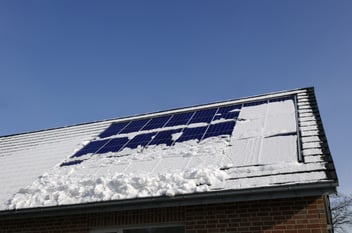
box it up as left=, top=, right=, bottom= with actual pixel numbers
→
left=0, top=87, right=337, bottom=215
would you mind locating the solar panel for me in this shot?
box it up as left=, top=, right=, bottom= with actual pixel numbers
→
left=203, top=121, right=236, bottom=139
left=62, top=96, right=297, bottom=167
left=72, top=139, right=110, bottom=157
left=141, top=115, right=171, bottom=131
left=99, top=122, right=129, bottom=138
left=125, top=132, right=157, bottom=149
left=165, top=112, right=194, bottom=127
left=64, top=102, right=270, bottom=167
left=176, top=126, right=208, bottom=143
left=189, top=108, right=217, bottom=124
left=214, top=105, right=241, bottom=120
left=149, top=129, right=182, bottom=146
left=120, top=119, right=150, bottom=134
left=97, top=137, right=129, bottom=154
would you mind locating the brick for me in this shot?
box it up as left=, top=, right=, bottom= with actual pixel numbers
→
left=0, top=196, right=330, bottom=233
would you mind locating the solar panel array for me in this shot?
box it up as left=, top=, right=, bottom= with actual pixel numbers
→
left=61, top=96, right=294, bottom=167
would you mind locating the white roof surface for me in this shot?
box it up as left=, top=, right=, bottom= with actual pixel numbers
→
left=0, top=88, right=337, bottom=211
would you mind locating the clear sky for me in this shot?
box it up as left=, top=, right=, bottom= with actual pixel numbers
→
left=0, top=0, right=351, bottom=197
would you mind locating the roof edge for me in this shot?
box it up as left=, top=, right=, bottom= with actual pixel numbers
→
left=296, top=87, right=339, bottom=185
left=0, top=180, right=337, bottom=219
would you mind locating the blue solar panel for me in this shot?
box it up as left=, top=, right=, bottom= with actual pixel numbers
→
left=70, top=100, right=272, bottom=158
left=165, top=112, right=193, bottom=127
left=203, top=121, right=236, bottom=139
left=120, top=119, right=150, bottom=134
left=213, top=105, right=241, bottom=120
left=99, top=122, right=129, bottom=138
left=72, top=139, right=110, bottom=157
left=125, top=132, right=157, bottom=149
left=97, top=137, right=129, bottom=153
left=189, top=108, right=217, bottom=124
left=176, top=126, right=207, bottom=143
left=141, top=115, right=171, bottom=131
left=149, top=129, right=182, bottom=146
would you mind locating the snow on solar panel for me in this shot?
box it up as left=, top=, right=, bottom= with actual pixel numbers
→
left=149, top=129, right=182, bottom=146
left=214, top=105, right=241, bottom=120
left=61, top=96, right=295, bottom=167
left=7, top=94, right=306, bottom=210
left=61, top=104, right=243, bottom=167
left=125, top=132, right=158, bottom=149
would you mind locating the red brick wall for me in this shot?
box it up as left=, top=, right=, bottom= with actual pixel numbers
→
left=0, top=196, right=330, bottom=233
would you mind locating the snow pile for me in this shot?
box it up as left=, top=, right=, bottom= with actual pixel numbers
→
left=8, top=166, right=228, bottom=209
left=7, top=137, right=232, bottom=209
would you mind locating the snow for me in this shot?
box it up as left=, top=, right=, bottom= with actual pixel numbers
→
left=227, top=98, right=297, bottom=166
left=7, top=137, right=231, bottom=209
left=1, top=94, right=330, bottom=210
left=0, top=121, right=109, bottom=210
left=215, top=171, right=328, bottom=190
left=8, top=166, right=229, bottom=209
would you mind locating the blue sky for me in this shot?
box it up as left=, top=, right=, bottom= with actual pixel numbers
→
left=0, top=0, right=351, bottom=195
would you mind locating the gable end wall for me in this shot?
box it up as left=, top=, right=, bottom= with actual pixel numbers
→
left=0, top=195, right=330, bottom=233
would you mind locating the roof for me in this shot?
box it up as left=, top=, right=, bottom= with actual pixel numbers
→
left=0, top=87, right=338, bottom=217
